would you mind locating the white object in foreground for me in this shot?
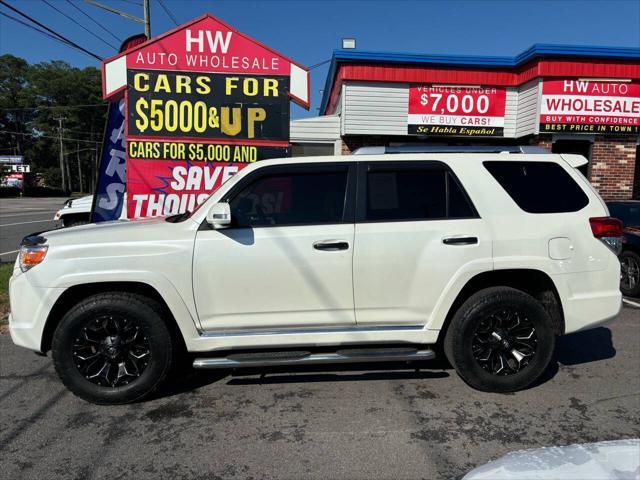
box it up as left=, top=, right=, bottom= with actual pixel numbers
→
left=463, top=439, right=640, bottom=480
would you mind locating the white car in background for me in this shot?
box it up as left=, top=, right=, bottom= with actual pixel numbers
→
left=54, top=195, right=93, bottom=227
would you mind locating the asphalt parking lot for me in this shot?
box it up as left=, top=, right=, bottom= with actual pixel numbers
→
left=0, top=197, right=63, bottom=263
left=1, top=305, right=638, bottom=480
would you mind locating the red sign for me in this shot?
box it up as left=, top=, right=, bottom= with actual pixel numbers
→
left=539, top=79, right=640, bottom=134
left=127, top=159, right=243, bottom=218
left=101, top=14, right=309, bottom=219
left=408, top=85, right=506, bottom=136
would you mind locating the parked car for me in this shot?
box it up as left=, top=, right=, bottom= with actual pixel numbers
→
left=606, top=200, right=640, bottom=297
left=53, top=195, right=93, bottom=227
left=9, top=148, right=622, bottom=404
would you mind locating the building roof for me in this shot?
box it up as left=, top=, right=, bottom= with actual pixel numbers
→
left=320, top=44, right=640, bottom=114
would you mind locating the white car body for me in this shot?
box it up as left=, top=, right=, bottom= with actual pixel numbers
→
left=53, top=194, right=127, bottom=226
left=53, top=195, right=94, bottom=226
left=10, top=153, right=622, bottom=357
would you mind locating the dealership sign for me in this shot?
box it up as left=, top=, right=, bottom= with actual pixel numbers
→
left=539, top=79, right=640, bottom=134
left=408, top=85, right=506, bottom=136
left=101, top=14, right=309, bottom=218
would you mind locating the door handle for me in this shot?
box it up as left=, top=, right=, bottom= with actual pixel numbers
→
left=443, top=236, right=478, bottom=246
left=313, top=240, right=349, bottom=251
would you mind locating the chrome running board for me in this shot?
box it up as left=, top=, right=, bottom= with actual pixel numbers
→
left=192, top=347, right=435, bottom=369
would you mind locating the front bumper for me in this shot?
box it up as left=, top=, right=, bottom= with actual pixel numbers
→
left=8, top=269, right=65, bottom=352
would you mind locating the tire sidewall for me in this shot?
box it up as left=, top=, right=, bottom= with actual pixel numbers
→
left=52, top=294, right=172, bottom=404
left=449, top=288, right=555, bottom=393
left=620, top=250, right=640, bottom=297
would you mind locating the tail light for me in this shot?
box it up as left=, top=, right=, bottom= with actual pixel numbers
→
left=589, top=217, right=623, bottom=254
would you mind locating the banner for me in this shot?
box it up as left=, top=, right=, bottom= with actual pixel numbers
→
left=92, top=34, right=147, bottom=223
left=128, top=146, right=289, bottom=218
left=408, top=85, right=506, bottom=136
left=91, top=99, right=126, bottom=223
left=101, top=14, right=309, bottom=219
left=539, top=79, right=640, bottom=134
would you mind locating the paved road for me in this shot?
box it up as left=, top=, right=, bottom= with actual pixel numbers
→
left=1, top=305, right=638, bottom=480
left=0, top=197, right=63, bottom=263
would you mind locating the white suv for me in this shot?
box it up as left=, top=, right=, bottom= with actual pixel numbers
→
left=8, top=149, right=623, bottom=404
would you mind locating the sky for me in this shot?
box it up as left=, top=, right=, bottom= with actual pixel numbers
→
left=1, top=0, right=639, bottom=118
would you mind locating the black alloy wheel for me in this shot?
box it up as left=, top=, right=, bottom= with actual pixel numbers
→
left=72, top=314, right=151, bottom=388
left=471, top=308, right=538, bottom=376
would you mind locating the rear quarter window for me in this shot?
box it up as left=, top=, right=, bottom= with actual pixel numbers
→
left=483, top=161, right=589, bottom=214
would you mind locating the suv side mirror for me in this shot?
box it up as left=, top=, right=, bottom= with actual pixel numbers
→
left=206, top=202, right=231, bottom=229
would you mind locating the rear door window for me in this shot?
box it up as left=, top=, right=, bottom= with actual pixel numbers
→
left=361, top=162, right=477, bottom=222
left=483, top=161, right=589, bottom=213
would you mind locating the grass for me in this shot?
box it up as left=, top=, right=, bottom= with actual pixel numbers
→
left=0, top=263, right=13, bottom=332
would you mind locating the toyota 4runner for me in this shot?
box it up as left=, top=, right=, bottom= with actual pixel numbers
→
left=8, top=148, right=623, bottom=404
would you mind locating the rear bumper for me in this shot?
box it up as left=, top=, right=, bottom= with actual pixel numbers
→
left=551, top=268, right=622, bottom=334
left=562, top=291, right=622, bottom=333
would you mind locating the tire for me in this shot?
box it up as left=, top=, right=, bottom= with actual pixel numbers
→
left=444, top=287, right=555, bottom=393
left=52, top=293, right=173, bottom=404
left=620, top=250, right=640, bottom=297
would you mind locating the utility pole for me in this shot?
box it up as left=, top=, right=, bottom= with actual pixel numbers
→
left=77, top=140, right=83, bottom=193
left=54, top=116, right=67, bottom=192
left=143, top=0, right=151, bottom=39
left=65, top=151, right=72, bottom=192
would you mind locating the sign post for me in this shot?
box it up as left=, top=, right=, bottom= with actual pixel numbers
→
left=101, top=14, right=309, bottom=219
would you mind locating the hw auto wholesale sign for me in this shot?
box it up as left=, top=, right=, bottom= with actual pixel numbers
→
left=101, top=14, right=309, bottom=218
left=408, top=85, right=506, bottom=136
left=540, top=79, right=640, bottom=134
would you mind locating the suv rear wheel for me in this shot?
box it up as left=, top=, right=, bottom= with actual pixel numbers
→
left=444, top=287, right=555, bottom=393
left=52, top=293, right=173, bottom=404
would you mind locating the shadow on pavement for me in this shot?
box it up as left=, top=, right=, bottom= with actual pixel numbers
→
left=152, top=361, right=449, bottom=400
left=555, top=326, right=616, bottom=366
left=150, top=327, right=615, bottom=400
left=530, top=326, right=616, bottom=389
left=226, top=363, right=450, bottom=385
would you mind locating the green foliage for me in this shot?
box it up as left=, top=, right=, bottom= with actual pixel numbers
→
left=0, top=54, right=106, bottom=192
left=0, top=263, right=12, bottom=326
left=41, top=166, right=63, bottom=189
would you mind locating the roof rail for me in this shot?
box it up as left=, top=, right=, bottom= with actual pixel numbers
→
left=352, top=145, right=550, bottom=155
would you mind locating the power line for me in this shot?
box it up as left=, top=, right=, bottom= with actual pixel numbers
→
left=64, top=0, right=122, bottom=43
left=309, top=59, right=331, bottom=70
left=117, top=0, right=143, bottom=5
left=0, top=11, right=78, bottom=48
left=0, top=0, right=103, bottom=61
left=156, top=0, right=177, bottom=26
left=1, top=130, right=102, bottom=145
left=41, top=0, right=118, bottom=50
left=0, top=104, right=107, bottom=111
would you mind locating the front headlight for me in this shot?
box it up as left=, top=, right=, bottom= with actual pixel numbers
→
left=19, top=245, right=48, bottom=272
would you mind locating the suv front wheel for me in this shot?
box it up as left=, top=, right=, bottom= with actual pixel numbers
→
left=52, top=292, right=174, bottom=404
left=444, top=287, right=555, bottom=393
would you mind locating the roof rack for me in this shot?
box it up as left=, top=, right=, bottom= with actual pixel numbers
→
left=352, top=145, right=550, bottom=155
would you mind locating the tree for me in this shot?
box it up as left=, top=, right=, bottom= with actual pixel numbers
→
left=0, top=54, right=106, bottom=192
left=0, top=55, right=34, bottom=157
